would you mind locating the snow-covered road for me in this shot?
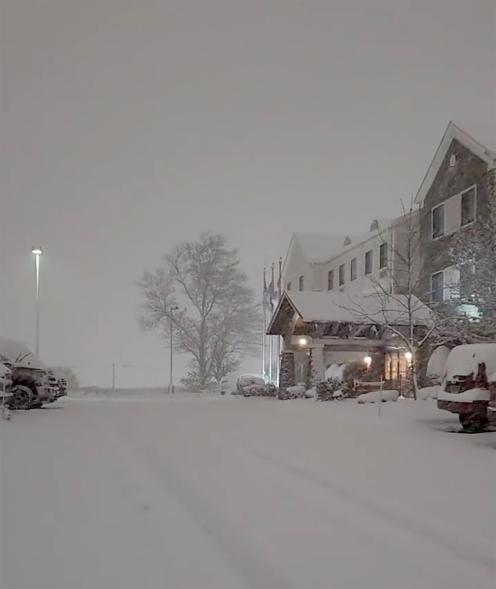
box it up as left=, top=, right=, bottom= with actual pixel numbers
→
left=1, top=394, right=495, bottom=589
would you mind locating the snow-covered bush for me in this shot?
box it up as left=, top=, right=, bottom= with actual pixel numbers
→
left=305, top=387, right=316, bottom=398
left=316, top=378, right=350, bottom=401
left=278, top=384, right=306, bottom=400
left=357, top=390, right=399, bottom=404
left=325, top=363, right=347, bottom=381
left=242, top=382, right=278, bottom=398
left=417, top=385, right=441, bottom=400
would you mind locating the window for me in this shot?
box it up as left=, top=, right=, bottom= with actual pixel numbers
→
left=432, top=204, right=445, bottom=239
left=350, top=258, right=357, bottom=281
left=365, top=250, right=373, bottom=275
left=287, top=282, right=292, bottom=291
left=461, top=186, right=476, bottom=226
left=327, top=270, right=334, bottom=291
left=379, top=243, right=388, bottom=269
left=298, top=275, right=304, bottom=291
left=339, top=264, right=345, bottom=286
left=431, top=271, right=444, bottom=303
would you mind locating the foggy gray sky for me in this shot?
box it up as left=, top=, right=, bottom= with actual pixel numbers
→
left=1, top=0, right=495, bottom=387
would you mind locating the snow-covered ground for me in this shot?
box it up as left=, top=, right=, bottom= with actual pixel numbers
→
left=1, top=393, right=495, bottom=589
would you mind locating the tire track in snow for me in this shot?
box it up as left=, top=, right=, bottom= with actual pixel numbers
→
left=104, top=406, right=292, bottom=589
left=223, top=435, right=496, bottom=576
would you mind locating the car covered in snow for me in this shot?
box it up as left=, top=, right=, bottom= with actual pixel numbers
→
left=0, top=362, right=13, bottom=405
left=437, top=343, right=496, bottom=432
left=9, top=365, right=54, bottom=410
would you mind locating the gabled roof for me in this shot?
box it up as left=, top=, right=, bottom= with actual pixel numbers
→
left=267, top=290, right=432, bottom=334
left=415, top=121, right=496, bottom=205
left=290, top=233, right=352, bottom=264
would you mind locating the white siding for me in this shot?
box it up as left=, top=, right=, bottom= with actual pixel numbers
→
left=283, top=239, right=312, bottom=292
left=323, top=228, right=393, bottom=297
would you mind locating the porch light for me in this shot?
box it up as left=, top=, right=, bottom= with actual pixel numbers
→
left=404, top=351, right=412, bottom=362
left=364, top=355, right=372, bottom=368
left=297, top=337, right=309, bottom=347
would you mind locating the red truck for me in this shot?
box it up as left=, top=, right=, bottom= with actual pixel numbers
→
left=437, top=344, right=496, bottom=432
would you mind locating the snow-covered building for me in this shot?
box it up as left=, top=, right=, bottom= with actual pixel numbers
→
left=269, top=215, right=428, bottom=389
left=283, top=214, right=419, bottom=299
left=415, top=121, right=496, bottom=306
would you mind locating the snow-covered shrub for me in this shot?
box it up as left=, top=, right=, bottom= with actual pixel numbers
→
left=325, top=363, right=347, bottom=381
left=242, top=382, right=278, bottom=397
left=305, top=387, right=316, bottom=398
left=357, top=390, right=399, bottom=404
left=278, top=384, right=306, bottom=400
left=417, top=385, right=441, bottom=400
left=316, top=378, right=343, bottom=401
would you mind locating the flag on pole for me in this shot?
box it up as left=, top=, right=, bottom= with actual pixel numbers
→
left=269, top=263, right=276, bottom=312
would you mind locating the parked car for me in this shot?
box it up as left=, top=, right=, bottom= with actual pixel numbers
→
left=48, top=370, right=62, bottom=403
left=58, top=378, right=68, bottom=397
left=9, top=366, right=54, bottom=410
left=437, top=343, right=496, bottom=432
left=1, top=361, right=13, bottom=403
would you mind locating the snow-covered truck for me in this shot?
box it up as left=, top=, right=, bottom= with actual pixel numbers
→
left=437, top=344, right=496, bottom=432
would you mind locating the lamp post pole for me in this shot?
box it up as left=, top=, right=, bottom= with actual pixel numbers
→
left=32, top=247, right=43, bottom=358
left=111, top=362, right=131, bottom=392
left=169, top=306, right=179, bottom=394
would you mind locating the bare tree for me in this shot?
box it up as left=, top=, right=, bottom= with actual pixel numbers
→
left=139, top=233, right=260, bottom=388
left=342, top=206, right=448, bottom=399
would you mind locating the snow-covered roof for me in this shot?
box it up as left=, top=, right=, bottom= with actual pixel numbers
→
left=291, top=233, right=353, bottom=263
left=415, top=122, right=496, bottom=205
left=267, top=290, right=432, bottom=333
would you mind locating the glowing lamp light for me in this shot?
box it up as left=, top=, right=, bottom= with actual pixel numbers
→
left=32, top=247, right=43, bottom=256
left=405, top=351, right=413, bottom=362
left=364, top=355, right=372, bottom=368
left=298, top=337, right=309, bottom=347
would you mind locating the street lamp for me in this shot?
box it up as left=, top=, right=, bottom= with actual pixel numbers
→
left=169, top=306, right=179, bottom=394
left=32, top=247, right=43, bottom=358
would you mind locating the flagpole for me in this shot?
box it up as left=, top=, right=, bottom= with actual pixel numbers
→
left=276, top=257, right=282, bottom=386
left=262, top=306, right=266, bottom=379
left=262, top=268, right=267, bottom=380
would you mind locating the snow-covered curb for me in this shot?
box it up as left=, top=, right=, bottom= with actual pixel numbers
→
left=357, top=390, right=399, bottom=404
left=437, top=388, right=490, bottom=403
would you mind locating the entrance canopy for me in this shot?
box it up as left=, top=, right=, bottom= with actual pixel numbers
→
left=267, top=291, right=432, bottom=336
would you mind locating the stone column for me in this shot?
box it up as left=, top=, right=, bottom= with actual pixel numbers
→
left=310, top=343, right=325, bottom=385
left=279, top=350, right=295, bottom=392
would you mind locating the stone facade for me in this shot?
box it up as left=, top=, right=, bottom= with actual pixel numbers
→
left=279, top=350, right=295, bottom=391
left=418, top=139, right=493, bottom=304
